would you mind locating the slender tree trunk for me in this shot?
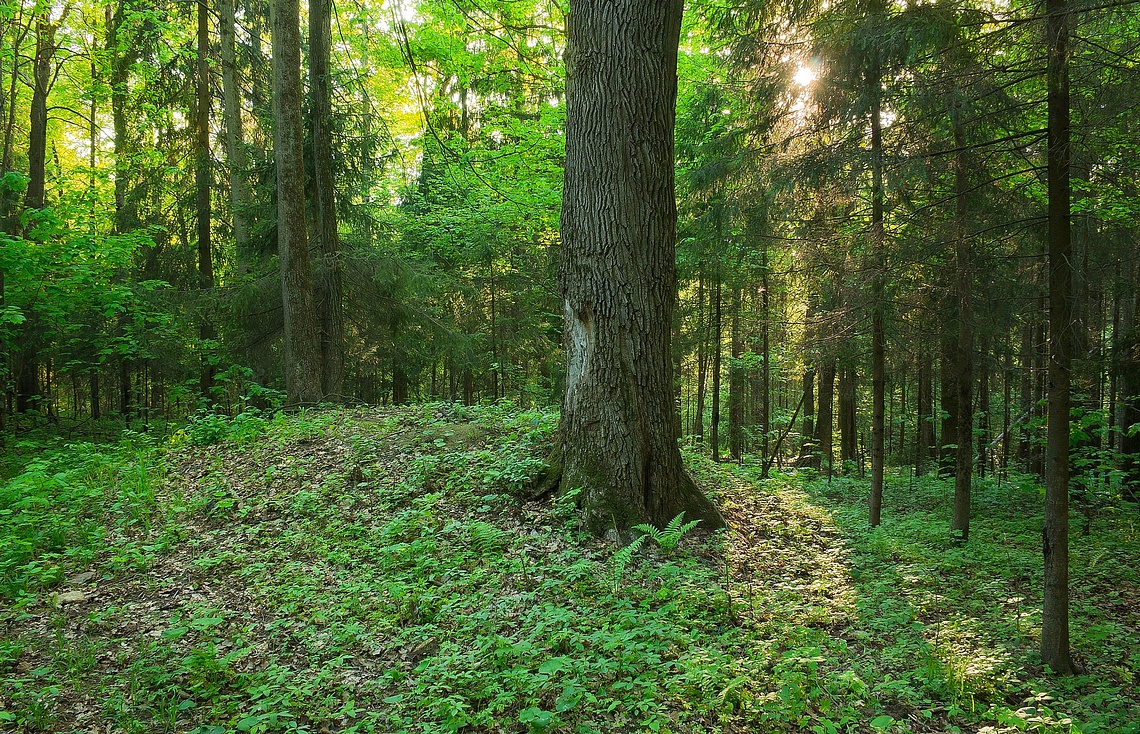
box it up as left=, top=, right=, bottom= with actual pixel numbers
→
left=817, top=361, right=836, bottom=478
left=977, top=337, right=990, bottom=477
left=952, top=122, right=974, bottom=543
left=1041, top=0, right=1076, bottom=674
left=869, top=72, right=886, bottom=527
left=310, top=0, right=344, bottom=400
left=692, top=271, right=706, bottom=440
left=15, top=12, right=55, bottom=414
left=219, top=0, right=250, bottom=268
left=196, top=0, right=216, bottom=401
left=916, top=353, right=933, bottom=475
left=762, top=247, right=771, bottom=457
left=940, top=313, right=959, bottom=477
left=729, top=282, right=743, bottom=461
left=274, top=0, right=322, bottom=404
left=839, top=367, right=857, bottom=466
left=559, top=0, right=723, bottom=532
left=90, top=372, right=100, bottom=420
left=1019, top=316, right=1033, bottom=468
left=710, top=272, right=722, bottom=461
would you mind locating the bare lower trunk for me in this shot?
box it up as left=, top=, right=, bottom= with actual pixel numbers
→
left=729, top=283, right=743, bottom=461
left=916, top=354, right=933, bottom=475
left=869, top=76, right=886, bottom=527
left=197, top=0, right=216, bottom=401
left=951, top=121, right=973, bottom=543
left=1041, top=0, right=1075, bottom=674
left=219, top=0, right=250, bottom=267
left=274, top=0, right=322, bottom=404
left=839, top=367, right=857, bottom=465
left=817, top=362, right=836, bottom=477
left=310, top=0, right=344, bottom=400
left=560, top=0, right=722, bottom=533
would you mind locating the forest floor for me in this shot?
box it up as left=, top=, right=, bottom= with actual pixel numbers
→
left=1, top=404, right=1137, bottom=734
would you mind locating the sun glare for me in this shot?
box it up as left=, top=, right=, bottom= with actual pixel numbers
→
left=793, top=66, right=816, bottom=87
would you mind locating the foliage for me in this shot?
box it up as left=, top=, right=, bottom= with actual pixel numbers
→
left=4, top=406, right=1136, bottom=733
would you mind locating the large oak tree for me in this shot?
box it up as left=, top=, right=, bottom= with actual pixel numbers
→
left=559, top=0, right=724, bottom=533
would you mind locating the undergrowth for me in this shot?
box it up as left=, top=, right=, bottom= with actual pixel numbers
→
left=1, top=404, right=1137, bottom=733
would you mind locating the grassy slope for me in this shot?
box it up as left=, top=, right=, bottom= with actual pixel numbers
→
left=0, top=404, right=1136, bottom=733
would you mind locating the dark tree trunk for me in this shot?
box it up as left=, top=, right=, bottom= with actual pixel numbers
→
left=710, top=274, right=722, bottom=461
left=817, top=362, right=836, bottom=477
left=729, top=282, right=744, bottom=461
left=952, top=122, right=974, bottom=543
left=90, top=372, right=100, bottom=420
left=762, top=247, right=771, bottom=457
left=559, top=0, right=723, bottom=533
left=309, top=0, right=345, bottom=400
left=15, top=12, right=55, bottom=414
left=916, top=354, right=933, bottom=475
left=219, top=0, right=250, bottom=269
left=1119, top=285, right=1140, bottom=496
left=692, top=271, right=706, bottom=440
left=1042, top=0, right=1076, bottom=675
left=802, top=367, right=815, bottom=450
left=197, top=0, right=216, bottom=401
left=940, top=313, right=959, bottom=477
left=274, top=0, right=322, bottom=404
left=1019, top=316, right=1033, bottom=468
left=977, top=337, right=990, bottom=477
left=869, top=71, right=886, bottom=528
left=839, top=367, right=857, bottom=466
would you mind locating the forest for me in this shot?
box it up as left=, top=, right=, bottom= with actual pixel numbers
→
left=0, top=0, right=1138, bottom=731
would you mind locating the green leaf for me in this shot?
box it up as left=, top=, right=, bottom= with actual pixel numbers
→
left=870, top=715, right=894, bottom=729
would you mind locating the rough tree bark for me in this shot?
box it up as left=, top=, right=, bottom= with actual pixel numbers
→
left=1041, top=0, right=1076, bottom=675
left=839, top=367, right=857, bottom=465
left=196, top=0, right=216, bottom=400
left=15, top=10, right=56, bottom=414
left=273, top=0, right=322, bottom=404
left=309, top=0, right=345, bottom=399
left=869, top=67, right=886, bottom=527
left=219, top=0, right=250, bottom=269
left=951, top=116, right=973, bottom=543
left=559, top=0, right=723, bottom=533
left=817, top=361, right=836, bottom=477
left=729, top=282, right=744, bottom=461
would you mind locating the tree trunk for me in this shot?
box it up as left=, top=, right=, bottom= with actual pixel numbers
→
left=274, top=0, right=322, bottom=404
left=90, top=372, right=100, bottom=420
left=1041, top=0, right=1076, bottom=675
left=710, top=273, right=722, bottom=461
left=762, top=247, right=771, bottom=457
left=219, top=0, right=250, bottom=268
left=692, top=270, right=706, bottom=440
left=977, top=337, right=990, bottom=477
left=916, top=353, right=933, bottom=475
left=817, top=361, right=836, bottom=478
left=839, top=367, right=857, bottom=465
left=196, top=0, right=216, bottom=401
left=869, top=71, right=886, bottom=528
left=559, top=0, right=723, bottom=533
left=729, top=282, right=743, bottom=461
left=940, top=312, right=959, bottom=477
left=15, top=12, right=55, bottom=414
left=310, top=0, right=344, bottom=400
left=801, top=367, right=815, bottom=456
left=952, top=121, right=973, bottom=543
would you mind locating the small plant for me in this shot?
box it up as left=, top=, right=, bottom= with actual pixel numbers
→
left=632, top=512, right=701, bottom=553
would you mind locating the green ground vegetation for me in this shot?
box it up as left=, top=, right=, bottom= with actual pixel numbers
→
left=1, top=405, right=1137, bottom=733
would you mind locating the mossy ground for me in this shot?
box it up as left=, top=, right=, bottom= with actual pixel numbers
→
left=1, top=404, right=1137, bottom=733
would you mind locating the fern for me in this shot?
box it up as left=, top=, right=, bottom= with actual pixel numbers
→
left=633, top=512, right=700, bottom=553
left=468, top=521, right=508, bottom=556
